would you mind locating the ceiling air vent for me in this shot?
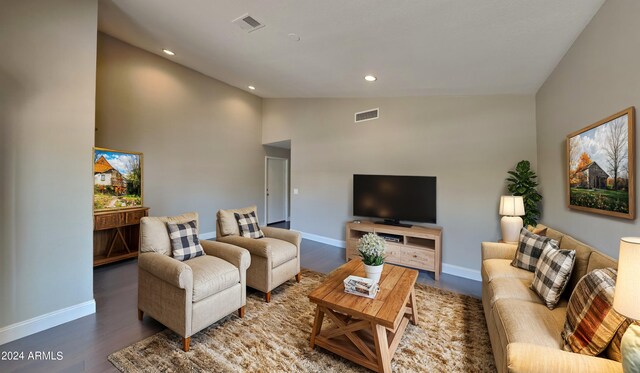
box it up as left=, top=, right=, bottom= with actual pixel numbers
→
left=355, top=108, right=379, bottom=123
left=232, top=14, right=265, bottom=33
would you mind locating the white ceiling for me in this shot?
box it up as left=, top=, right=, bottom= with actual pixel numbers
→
left=98, top=0, right=605, bottom=98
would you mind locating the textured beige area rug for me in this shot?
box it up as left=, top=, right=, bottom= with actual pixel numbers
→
left=109, top=270, right=495, bottom=372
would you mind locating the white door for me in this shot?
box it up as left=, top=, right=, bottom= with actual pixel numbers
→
left=266, top=157, right=287, bottom=224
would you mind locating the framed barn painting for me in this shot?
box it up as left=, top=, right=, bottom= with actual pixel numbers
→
left=566, top=107, right=635, bottom=219
left=93, top=147, right=143, bottom=211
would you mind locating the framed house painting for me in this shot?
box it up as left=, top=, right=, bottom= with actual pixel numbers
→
left=566, top=107, right=635, bottom=219
left=93, top=147, right=143, bottom=211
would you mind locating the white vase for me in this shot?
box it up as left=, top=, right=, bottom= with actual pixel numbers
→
left=363, top=263, right=384, bottom=283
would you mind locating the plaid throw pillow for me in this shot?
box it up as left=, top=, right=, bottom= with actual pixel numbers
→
left=512, top=228, right=558, bottom=272
left=166, top=220, right=205, bottom=261
left=234, top=211, right=264, bottom=239
left=531, top=241, right=576, bottom=309
left=562, top=268, right=626, bottom=355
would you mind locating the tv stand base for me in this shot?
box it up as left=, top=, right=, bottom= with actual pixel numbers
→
left=375, top=220, right=412, bottom=228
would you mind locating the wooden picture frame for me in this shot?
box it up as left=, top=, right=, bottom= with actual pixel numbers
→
left=93, top=147, right=144, bottom=211
left=566, top=107, right=635, bottom=219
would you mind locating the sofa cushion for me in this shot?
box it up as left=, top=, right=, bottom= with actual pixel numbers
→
left=512, top=228, right=558, bottom=272
left=531, top=242, right=576, bottom=309
left=559, top=235, right=594, bottom=297
left=167, top=220, right=205, bottom=261
left=140, top=212, right=199, bottom=256
left=185, top=255, right=240, bottom=302
left=263, top=237, right=297, bottom=268
left=562, top=268, right=624, bottom=356
left=493, top=298, right=566, bottom=349
left=587, top=251, right=618, bottom=273
left=217, top=205, right=258, bottom=237
left=234, top=211, right=264, bottom=239
left=487, top=278, right=543, bottom=307
left=535, top=223, right=565, bottom=243
left=482, top=259, right=535, bottom=283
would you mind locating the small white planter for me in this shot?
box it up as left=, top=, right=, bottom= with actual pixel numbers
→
left=364, top=263, right=384, bottom=283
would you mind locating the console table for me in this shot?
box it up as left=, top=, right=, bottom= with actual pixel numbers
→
left=93, top=207, right=149, bottom=266
left=345, top=221, right=442, bottom=280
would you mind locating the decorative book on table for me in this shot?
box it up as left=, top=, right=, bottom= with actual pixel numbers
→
left=344, top=275, right=379, bottom=299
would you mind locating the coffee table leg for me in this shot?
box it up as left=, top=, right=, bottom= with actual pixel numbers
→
left=310, top=306, right=325, bottom=348
left=408, top=287, right=418, bottom=325
left=372, top=323, right=391, bottom=373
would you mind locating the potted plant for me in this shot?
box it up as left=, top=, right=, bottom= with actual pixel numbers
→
left=506, top=160, right=542, bottom=227
left=357, top=233, right=386, bottom=283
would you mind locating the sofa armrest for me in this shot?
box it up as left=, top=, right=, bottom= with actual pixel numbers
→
left=217, top=235, right=272, bottom=258
left=506, top=343, right=622, bottom=373
left=138, top=252, right=193, bottom=290
left=261, top=227, right=301, bottom=248
left=201, top=240, right=251, bottom=271
left=481, top=241, right=518, bottom=261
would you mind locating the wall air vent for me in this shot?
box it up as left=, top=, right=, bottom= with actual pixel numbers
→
left=355, top=108, right=379, bottom=123
left=232, top=14, right=265, bottom=33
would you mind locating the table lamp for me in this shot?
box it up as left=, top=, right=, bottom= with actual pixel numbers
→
left=499, top=196, right=525, bottom=243
left=613, top=237, right=640, bottom=373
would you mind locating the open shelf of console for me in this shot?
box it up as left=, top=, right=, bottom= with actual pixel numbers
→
left=345, top=221, right=442, bottom=280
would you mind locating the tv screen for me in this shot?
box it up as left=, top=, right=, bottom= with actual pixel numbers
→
left=353, top=174, right=436, bottom=224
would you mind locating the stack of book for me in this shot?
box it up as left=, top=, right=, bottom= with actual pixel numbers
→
left=343, top=275, right=379, bottom=299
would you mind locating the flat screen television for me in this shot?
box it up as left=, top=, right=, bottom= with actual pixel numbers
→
left=353, top=174, right=436, bottom=225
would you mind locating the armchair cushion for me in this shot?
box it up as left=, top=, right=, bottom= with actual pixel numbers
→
left=234, top=211, right=264, bottom=239
left=140, top=212, right=199, bottom=256
left=217, top=205, right=257, bottom=236
left=264, top=238, right=297, bottom=268
left=167, top=220, right=205, bottom=261
left=185, top=255, right=240, bottom=302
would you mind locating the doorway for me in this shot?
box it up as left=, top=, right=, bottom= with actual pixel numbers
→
left=265, top=157, right=288, bottom=225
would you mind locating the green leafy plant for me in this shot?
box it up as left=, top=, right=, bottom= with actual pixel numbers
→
left=506, top=160, right=542, bottom=226
left=357, top=233, right=386, bottom=266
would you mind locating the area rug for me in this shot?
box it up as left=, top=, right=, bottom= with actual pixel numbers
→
left=109, top=269, right=495, bottom=372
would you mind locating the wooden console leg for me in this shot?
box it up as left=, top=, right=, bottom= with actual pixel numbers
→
left=182, top=337, right=191, bottom=352
left=137, top=309, right=143, bottom=321
left=238, top=306, right=245, bottom=318
left=265, top=291, right=271, bottom=303
left=296, top=272, right=302, bottom=283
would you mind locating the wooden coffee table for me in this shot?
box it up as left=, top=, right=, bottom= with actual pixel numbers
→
left=308, top=259, right=419, bottom=373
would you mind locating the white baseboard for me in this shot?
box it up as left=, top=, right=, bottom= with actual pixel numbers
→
left=442, top=263, right=482, bottom=282
left=0, top=299, right=96, bottom=346
left=200, top=231, right=216, bottom=240
left=296, top=230, right=347, bottom=248
left=297, top=230, right=481, bottom=282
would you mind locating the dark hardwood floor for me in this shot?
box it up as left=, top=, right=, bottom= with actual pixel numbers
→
left=0, top=238, right=480, bottom=373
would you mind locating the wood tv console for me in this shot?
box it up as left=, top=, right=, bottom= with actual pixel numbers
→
left=345, top=221, right=442, bottom=280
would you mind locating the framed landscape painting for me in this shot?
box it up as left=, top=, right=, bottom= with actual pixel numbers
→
left=566, top=107, right=635, bottom=219
left=93, top=147, right=143, bottom=211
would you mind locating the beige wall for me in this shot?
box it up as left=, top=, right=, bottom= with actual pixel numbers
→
left=263, top=96, right=537, bottom=272
left=0, top=0, right=97, bottom=328
left=536, top=0, right=640, bottom=258
left=95, top=33, right=264, bottom=234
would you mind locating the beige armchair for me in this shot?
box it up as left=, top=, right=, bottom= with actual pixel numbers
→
left=216, top=206, right=301, bottom=302
left=137, top=212, right=250, bottom=352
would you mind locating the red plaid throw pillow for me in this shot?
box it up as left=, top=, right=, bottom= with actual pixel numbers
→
left=562, top=268, right=626, bottom=355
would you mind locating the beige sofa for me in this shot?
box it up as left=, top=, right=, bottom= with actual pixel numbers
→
left=216, top=206, right=301, bottom=302
left=138, top=212, right=251, bottom=351
left=481, top=224, right=622, bottom=373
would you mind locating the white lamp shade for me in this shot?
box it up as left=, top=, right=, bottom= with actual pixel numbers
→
left=499, top=196, right=525, bottom=216
left=613, top=237, right=640, bottom=320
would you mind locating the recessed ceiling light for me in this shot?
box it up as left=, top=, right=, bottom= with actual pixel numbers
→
left=248, top=85, right=256, bottom=90
left=162, top=49, right=175, bottom=56
left=288, top=33, right=301, bottom=42
left=364, top=75, right=377, bottom=82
